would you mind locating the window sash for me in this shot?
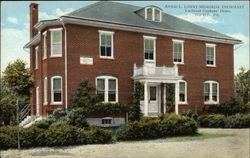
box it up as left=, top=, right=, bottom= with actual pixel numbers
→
left=179, top=82, right=186, bottom=102
left=35, top=47, right=38, bottom=69
left=146, top=8, right=153, bottom=20
left=51, top=30, right=62, bottom=56
left=43, top=33, right=47, bottom=59
left=173, top=42, right=183, bottom=63
left=96, top=77, right=117, bottom=102
left=100, top=34, right=112, bottom=57
left=52, top=77, right=62, bottom=103
left=144, top=39, right=154, bottom=60
left=43, top=77, right=47, bottom=103
left=155, top=9, right=160, bottom=21
left=206, top=47, right=215, bottom=65
left=204, top=82, right=218, bottom=103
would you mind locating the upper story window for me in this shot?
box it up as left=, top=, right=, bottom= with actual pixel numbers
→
left=99, top=30, right=114, bottom=59
left=179, top=80, right=187, bottom=103
left=50, top=28, right=62, bottom=57
left=96, top=75, right=118, bottom=102
left=144, top=36, right=156, bottom=62
left=35, top=46, right=38, bottom=69
left=173, top=39, right=184, bottom=64
left=43, top=31, right=47, bottom=59
left=43, top=77, right=47, bottom=104
left=145, top=7, right=162, bottom=22
left=206, top=43, right=216, bottom=66
left=51, top=76, right=62, bottom=104
left=204, top=81, right=219, bottom=104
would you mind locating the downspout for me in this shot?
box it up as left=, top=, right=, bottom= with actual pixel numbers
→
left=60, top=18, right=68, bottom=110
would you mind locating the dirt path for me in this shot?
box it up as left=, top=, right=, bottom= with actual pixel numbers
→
left=1, top=128, right=249, bottom=158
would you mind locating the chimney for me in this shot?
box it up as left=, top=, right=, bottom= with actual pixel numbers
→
left=29, top=3, right=39, bottom=39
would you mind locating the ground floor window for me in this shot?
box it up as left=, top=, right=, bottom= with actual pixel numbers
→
left=204, top=80, right=219, bottom=104
left=51, top=76, right=62, bottom=104
left=178, top=80, right=187, bottom=103
left=96, top=76, right=118, bottom=102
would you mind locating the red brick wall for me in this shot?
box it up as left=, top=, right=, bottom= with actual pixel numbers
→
left=31, top=23, right=234, bottom=115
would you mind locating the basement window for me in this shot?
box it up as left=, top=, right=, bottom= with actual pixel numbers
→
left=102, top=118, right=112, bottom=125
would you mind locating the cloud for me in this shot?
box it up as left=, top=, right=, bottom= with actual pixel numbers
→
left=39, top=8, right=75, bottom=20
left=7, top=17, right=18, bottom=24
left=176, top=13, right=222, bottom=24
left=226, top=33, right=250, bottom=73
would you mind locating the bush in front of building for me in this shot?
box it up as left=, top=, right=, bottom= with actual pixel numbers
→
left=115, top=113, right=198, bottom=141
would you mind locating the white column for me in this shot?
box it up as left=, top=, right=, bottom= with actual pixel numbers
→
left=144, top=81, right=148, bottom=116
left=163, top=83, right=166, bottom=113
left=175, top=82, right=179, bottom=115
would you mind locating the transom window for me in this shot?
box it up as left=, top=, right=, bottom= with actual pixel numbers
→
left=179, top=80, right=187, bottom=103
left=145, top=7, right=162, bottom=22
left=173, top=39, right=184, bottom=64
left=96, top=76, right=118, bottom=102
left=206, top=43, right=216, bottom=66
left=204, top=81, right=219, bottom=104
left=50, top=28, right=62, bottom=57
left=51, top=76, right=62, bottom=104
left=144, top=36, right=156, bottom=62
left=43, top=31, right=47, bottom=59
left=35, top=46, right=38, bottom=69
left=99, top=30, right=114, bottom=58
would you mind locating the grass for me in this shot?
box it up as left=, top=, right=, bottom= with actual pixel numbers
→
left=117, top=132, right=234, bottom=143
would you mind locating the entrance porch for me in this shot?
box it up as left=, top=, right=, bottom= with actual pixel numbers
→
left=133, top=64, right=183, bottom=116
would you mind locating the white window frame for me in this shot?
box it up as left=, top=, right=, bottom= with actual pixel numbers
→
left=173, top=39, right=184, bottom=64
left=43, top=31, right=47, bottom=59
left=178, top=80, right=187, bottom=104
left=145, top=7, right=162, bottom=22
left=99, top=30, right=114, bottom=59
left=143, top=35, right=157, bottom=64
left=43, top=77, right=48, bottom=105
left=206, top=43, right=216, bottom=67
left=51, top=76, right=63, bottom=104
left=96, top=75, right=118, bottom=103
left=36, top=87, right=40, bottom=116
left=35, top=46, right=38, bottom=69
left=204, top=80, right=219, bottom=104
left=50, top=28, right=63, bottom=57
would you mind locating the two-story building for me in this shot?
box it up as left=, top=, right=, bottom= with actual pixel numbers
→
left=24, top=2, right=241, bottom=123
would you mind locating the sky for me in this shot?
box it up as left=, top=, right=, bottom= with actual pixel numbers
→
left=1, top=1, right=249, bottom=74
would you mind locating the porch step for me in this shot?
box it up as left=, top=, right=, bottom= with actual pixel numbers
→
left=19, top=115, right=41, bottom=127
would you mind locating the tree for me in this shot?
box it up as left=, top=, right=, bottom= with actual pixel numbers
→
left=128, top=81, right=142, bottom=121
left=2, top=59, right=34, bottom=97
left=72, top=80, right=99, bottom=108
left=235, top=67, right=250, bottom=104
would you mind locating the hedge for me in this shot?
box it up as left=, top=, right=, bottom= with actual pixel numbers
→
left=197, top=113, right=250, bottom=128
left=116, top=114, right=198, bottom=141
left=0, top=125, right=112, bottom=149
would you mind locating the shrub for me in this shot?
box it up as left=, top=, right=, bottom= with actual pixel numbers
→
left=50, top=120, right=69, bottom=128
left=116, top=114, right=197, bottom=141
left=181, top=109, right=199, bottom=121
left=31, top=118, right=56, bottom=129
left=53, top=108, right=67, bottom=119
left=87, top=126, right=112, bottom=144
left=0, top=126, right=17, bottom=149
left=224, top=113, right=250, bottom=128
left=197, top=114, right=226, bottom=128
left=67, top=108, right=89, bottom=128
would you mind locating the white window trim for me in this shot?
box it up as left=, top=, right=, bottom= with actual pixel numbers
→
left=50, top=28, right=62, bottom=57
left=43, top=31, right=47, bottom=59
left=36, top=87, right=40, bottom=116
left=145, top=7, right=162, bottom=22
left=51, top=76, right=63, bottom=104
left=96, top=75, right=118, bottom=103
left=206, top=43, right=216, bottom=67
left=98, top=30, right=114, bottom=59
left=178, top=80, right=187, bottom=104
left=204, top=80, right=219, bottom=104
left=43, top=77, right=48, bottom=105
left=143, top=35, right=157, bottom=64
left=35, top=46, right=38, bottom=69
left=172, top=39, right=184, bottom=64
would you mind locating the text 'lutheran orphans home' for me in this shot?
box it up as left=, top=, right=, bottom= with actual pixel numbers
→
left=24, top=2, right=241, bottom=125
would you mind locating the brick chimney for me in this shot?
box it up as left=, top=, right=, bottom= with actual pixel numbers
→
left=29, top=3, right=39, bottom=39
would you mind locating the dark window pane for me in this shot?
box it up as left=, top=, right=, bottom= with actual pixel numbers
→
left=145, top=52, right=148, bottom=59
left=212, top=95, right=217, bottom=101
left=108, top=91, right=116, bottom=101
left=150, top=87, right=156, bottom=101
left=179, top=93, right=185, bottom=102
left=97, top=91, right=105, bottom=102
left=106, top=47, right=111, bottom=56
left=204, top=95, right=209, bottom=101
left=101, top=46, right=106, bottom=56
left=149, top=53, right=153, bottom=60
left=54, top=92, right=61, bottom=102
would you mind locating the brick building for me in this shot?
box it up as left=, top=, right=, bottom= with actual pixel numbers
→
left=24, top=2, right=240, bottom=123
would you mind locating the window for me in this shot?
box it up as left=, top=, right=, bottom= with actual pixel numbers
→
left=43, top=77, right=47, bottom=104
left=173, top=39, right=184, bottom=64
left=206, top=43, right=216, bottom=66
left=150, top=86, right=157, bottom=101
left=204, top=81, right=219, bottom=104
left=102, top=118, right=112, bottom=125
left=96, top=76, right=118, bottom=102
left=35, top=46, right=38, bottom=69
left=43, top=31, right=47, bottom=59
left=144, top=36, right=156, bottom=62
left=50, top=28, right=62, bottom=57
left=145, top=7, right=162, bottom=22
left=51, top=76, right=62, bottom=104
left=99, top=30, right=114, bottom=58
left=179, top=80, right=187, bottom=103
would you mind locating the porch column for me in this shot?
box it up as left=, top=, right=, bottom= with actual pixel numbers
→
left=144, top=81, right=148, bottom=116
left=163, top=83, right=166, bottom=113
left=175, top=82, right=179, bottom=114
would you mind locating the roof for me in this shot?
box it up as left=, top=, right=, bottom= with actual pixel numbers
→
left=65, top=1, right=237, bottom=41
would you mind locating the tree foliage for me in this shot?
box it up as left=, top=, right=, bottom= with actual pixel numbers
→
left=128, top=81, right=142, bottom=121
left=2, top=59, right=34, bottom=97
left=235, top=67, right=250, bottom=105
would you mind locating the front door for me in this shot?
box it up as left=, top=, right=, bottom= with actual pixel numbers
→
left=148, top=86, right=158, bottom=114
